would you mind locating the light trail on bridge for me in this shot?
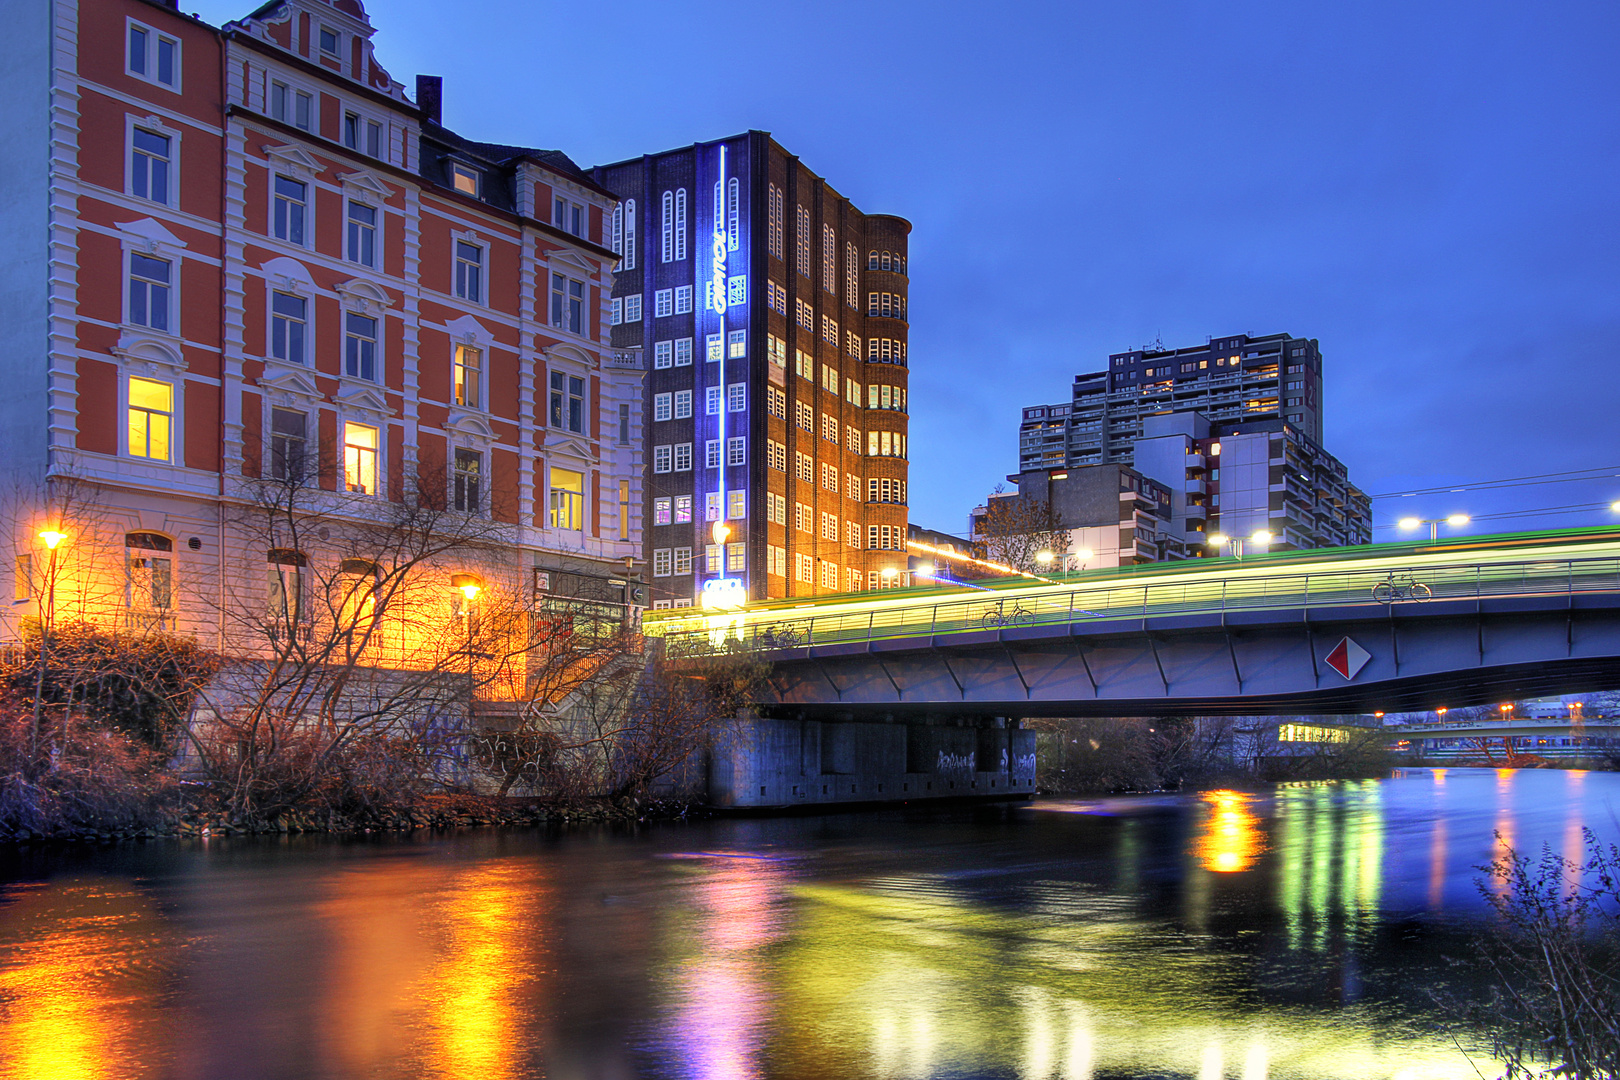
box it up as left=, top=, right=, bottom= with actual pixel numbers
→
left=645, top=526, right=1620, bottom=658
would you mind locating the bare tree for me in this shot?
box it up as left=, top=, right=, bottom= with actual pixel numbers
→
left=973, top=486, right=1068, bottom=573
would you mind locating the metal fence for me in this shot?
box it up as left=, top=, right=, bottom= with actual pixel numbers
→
left=651, top=555, right=1620, bottom=659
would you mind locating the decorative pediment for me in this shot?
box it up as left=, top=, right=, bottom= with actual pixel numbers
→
left=543, top=432, right=595, bottom=464
left=446, top=410, right=496, bottom=448
left=259, top=364, right=323, bottom=405
left=544, top=342, right=596, bottom=369
left=549, top=250, right=595, bottom=276
left=334, top=381, right=392, bottom=419
left=117, top=217, right=187, bottom=254
left=444, top=313, right=492, bottom=346
left=263, top=143, right=324, bottom=178
left=260, top=255, right=316, bottom=292
left=113, top=336, right=186, bottom=375
left=339, top=170, right=394, bottom=201
left=335, top=278, right=392, bottom=313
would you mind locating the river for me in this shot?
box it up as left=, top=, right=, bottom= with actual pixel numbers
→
left=0, top=767, right=1613, bottom=1080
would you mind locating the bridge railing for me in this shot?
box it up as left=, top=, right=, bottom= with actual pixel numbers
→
left=655, top=554, right=1620, bottom=658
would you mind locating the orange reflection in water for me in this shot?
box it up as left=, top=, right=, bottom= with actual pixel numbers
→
left=0, top=879, right=174, bottom=1080
left=1193, top=790, right=1264, bottom=873
left=412, top=863, right=546, bottom=1080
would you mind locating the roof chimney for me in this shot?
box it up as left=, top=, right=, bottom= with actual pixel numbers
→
left=416, top=75, right=442, bottom=125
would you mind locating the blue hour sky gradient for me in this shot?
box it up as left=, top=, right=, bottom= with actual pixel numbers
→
left=196, top=0, right=1620, bottom=540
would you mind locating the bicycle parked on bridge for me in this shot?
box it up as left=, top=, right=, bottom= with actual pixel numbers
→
left=1372, top=572, right=1432, bottom=604
left=759, top=624, right=806, bottom=649
left=981, top=600, right=1036, bottom=629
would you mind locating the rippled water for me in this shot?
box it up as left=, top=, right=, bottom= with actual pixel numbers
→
left=0, top=767, right=1615, bottom=1080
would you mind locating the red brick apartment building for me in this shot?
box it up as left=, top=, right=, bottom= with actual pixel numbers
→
left=0, top=0, right=644, bottom=655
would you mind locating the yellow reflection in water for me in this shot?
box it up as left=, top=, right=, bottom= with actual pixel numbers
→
left=412, top=863, right=545, bottom=1080
left=1274, top=781, right=1385, bottom=951
left=1193, top=790, right=1263, bottom=872
left=0, top=879, right=174, bottom=1080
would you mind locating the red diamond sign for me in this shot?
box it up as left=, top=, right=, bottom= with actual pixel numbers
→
left=1324, top=636, right=1371, bottom=681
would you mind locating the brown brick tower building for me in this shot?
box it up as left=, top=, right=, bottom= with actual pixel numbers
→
left=594, top=134, right=911, bottom=608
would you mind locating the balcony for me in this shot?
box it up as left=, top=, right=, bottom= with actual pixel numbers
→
left=1185, top=476, right=1207, bottom=496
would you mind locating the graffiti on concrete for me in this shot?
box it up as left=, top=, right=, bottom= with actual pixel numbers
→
left=937, top=751, right=976, bottom=773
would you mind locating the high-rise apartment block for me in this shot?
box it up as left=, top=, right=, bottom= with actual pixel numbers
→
left=0, top=0, right=643, bottom=646
left=1020, top=332, right=1322, bottom=472
left=1012, top=332, right=1369, bottom=558
left=593, top=135, right=912, bottom=608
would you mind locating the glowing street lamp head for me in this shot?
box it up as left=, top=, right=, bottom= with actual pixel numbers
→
left=450, top=573, right=482, bottom=601
left=711, top=521, right=731, bottom=546
left=1611, top=501, right=1620, bottom=514
left=1250, top=530, right=1272, bottom=545
left=1445, top=513, right=1470, bottom=527
left=1035, top=551, right=1054, bottom=564
left=914, top=564, right=935, bottom=579
left=1398, top=517, right=1421, bottom=530
left=1207, top=534, right=1227, bottom=548
left=881, top=567, right=897, bottom=579
left=1078, top=548, right=1094, bottom=559
left=37, top=530, right=67, bottom=551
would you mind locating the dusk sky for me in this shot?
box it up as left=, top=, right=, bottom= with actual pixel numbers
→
left=199, top=0, right=1620, bottom=540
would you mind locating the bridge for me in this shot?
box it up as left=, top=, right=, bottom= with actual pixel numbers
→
left=645, top=527, right=1620, bottom=719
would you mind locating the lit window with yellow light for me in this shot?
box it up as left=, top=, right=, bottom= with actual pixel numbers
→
left=127, top=377, right=173, bottom=460
left=549, top=468, right=584, bottom=530
left=343, top=422, right=378, bottom=495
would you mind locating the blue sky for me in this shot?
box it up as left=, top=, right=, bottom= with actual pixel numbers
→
left=201, top=0, right=1620, bottom=540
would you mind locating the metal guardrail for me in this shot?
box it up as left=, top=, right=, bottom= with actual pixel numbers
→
left=651, top=554, right=1620, bottom=659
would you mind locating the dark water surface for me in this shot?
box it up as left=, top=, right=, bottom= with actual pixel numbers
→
left=0, top=767, right=1616, bottom=1080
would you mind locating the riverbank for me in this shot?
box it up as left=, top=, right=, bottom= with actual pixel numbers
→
left=0, top=793, right=708, bottom=847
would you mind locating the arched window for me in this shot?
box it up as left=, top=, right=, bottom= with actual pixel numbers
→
left=867, top=250, right=879, bottom=271
left=622, top=198, right=636, bottom=271
left=673, top=188, right=688, bottom=261
left=727, top=177, right=740, bottom=252
left=125, top=533, right=173, bottom=625
left=660, top=190, right=673, bottom=263
left=881, top=251, right=892, bottom=271
left=267, top=548, right=306, bottom=627
left=337, top=558, right=380, bottom=636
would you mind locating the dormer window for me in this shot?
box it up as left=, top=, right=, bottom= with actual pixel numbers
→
left=451, top=164, right=479, bottom=196
left=319, top=27, right=341, bottom=57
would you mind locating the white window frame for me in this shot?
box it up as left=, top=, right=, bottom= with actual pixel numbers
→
left=267, top=284, right=311, bottom=365
left=653, top=392, right=672, bottom=422
left=126, top=18, right=181, bottom=92
left=674, top=285, right=693, bottom=314
left=654, top=288, right=673, bottom=318
left=123, top=372, right=179, bottom=464
left=268, top=78, right=314, bottom=132
left=125, top=248, right=179, bottom=335
left=126, top=114, right=180, bottom=210
left=271, top=172, right=311, bottom=247
left=453, top=236, right=487, bottom=304
left=653, top=445, right=672, bottom=473
left=653, top=341, right=673, bottom=369
left=345, top=197, right=380, bottom=268
left=674, top=442, right=692, bottom=471
left=673, top=390, right=692, bottom=419
left=674, top=338, right=693, bottom=366
left=623, top=294, right=642, bottom=323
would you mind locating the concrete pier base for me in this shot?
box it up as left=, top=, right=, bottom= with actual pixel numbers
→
left=707, top=716, right=1037, bottom=810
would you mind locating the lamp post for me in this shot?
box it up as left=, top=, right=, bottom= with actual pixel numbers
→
left=450, top=573, right=482, bottom=695
left=1036, top=547, right=1095, bottom=574
left=1205, top=530, right=1272, bottom=560
left=1398, top=513, right=1469, bottom=542
left=32, top=528, right=67, bottom=753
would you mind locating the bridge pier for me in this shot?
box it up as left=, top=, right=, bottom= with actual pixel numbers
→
left=706, top=714, right=1037, bottom=810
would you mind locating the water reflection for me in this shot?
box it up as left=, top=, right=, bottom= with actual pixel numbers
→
left=1192, top=789, right=1263, bottom=872
left=0, top=878, right=175, bottom=1080
left=1274, top=781, right=1384, bottom=950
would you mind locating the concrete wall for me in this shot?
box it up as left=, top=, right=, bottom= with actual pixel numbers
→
left=1215, top=431, right=1272, bottom=540
left=708, top=717, right=1037, bottom=809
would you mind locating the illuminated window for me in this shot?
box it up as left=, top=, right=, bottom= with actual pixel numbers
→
left=128, top=253, right=172, bottom=331
left=727, top=543, right=746, bottom=573
left=453, top=344, right=481, bottom=407
left=706, top=334, right=723, bottom=362
left=344, top=312, right=378, bottom=380
left=270, top=292, right=306, bottom=363
left=346, top=201, right=377, bottom=267
left=674, top=547, right=692, bottom=575
left=450, top=163, right=479, bottom=196
left=549, top=467, right=584, bottom=530
left=343, top=422, right=377, bottom=494
left=654, top=497, right=671, bottom=525
left=675, top=495, right=692, bottom=523
left=127, top=376, right=172, bottom=460
left=454, top=241, right=483, bottom=302
left=652, top=549, right=672, bottom=577
left=727, top=489, right=746, bottom=519
left=452, top=448, right=481, bottom=512
left=820, top=560, right=837, bottom=588
left=728, top=330, right=746, bottom=358
left=273, top=176, right=306, bottom=244
left=796, top=552, right=813, bottom=583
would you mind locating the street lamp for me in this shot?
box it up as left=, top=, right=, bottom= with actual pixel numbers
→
left=1036, top=548, right=1094, bottom=573
left=1206, top=530, right=1273, bottom=560
left=1398, top=514, right=1469, bottom=542
left=30, top=528, right=68, bottom=753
